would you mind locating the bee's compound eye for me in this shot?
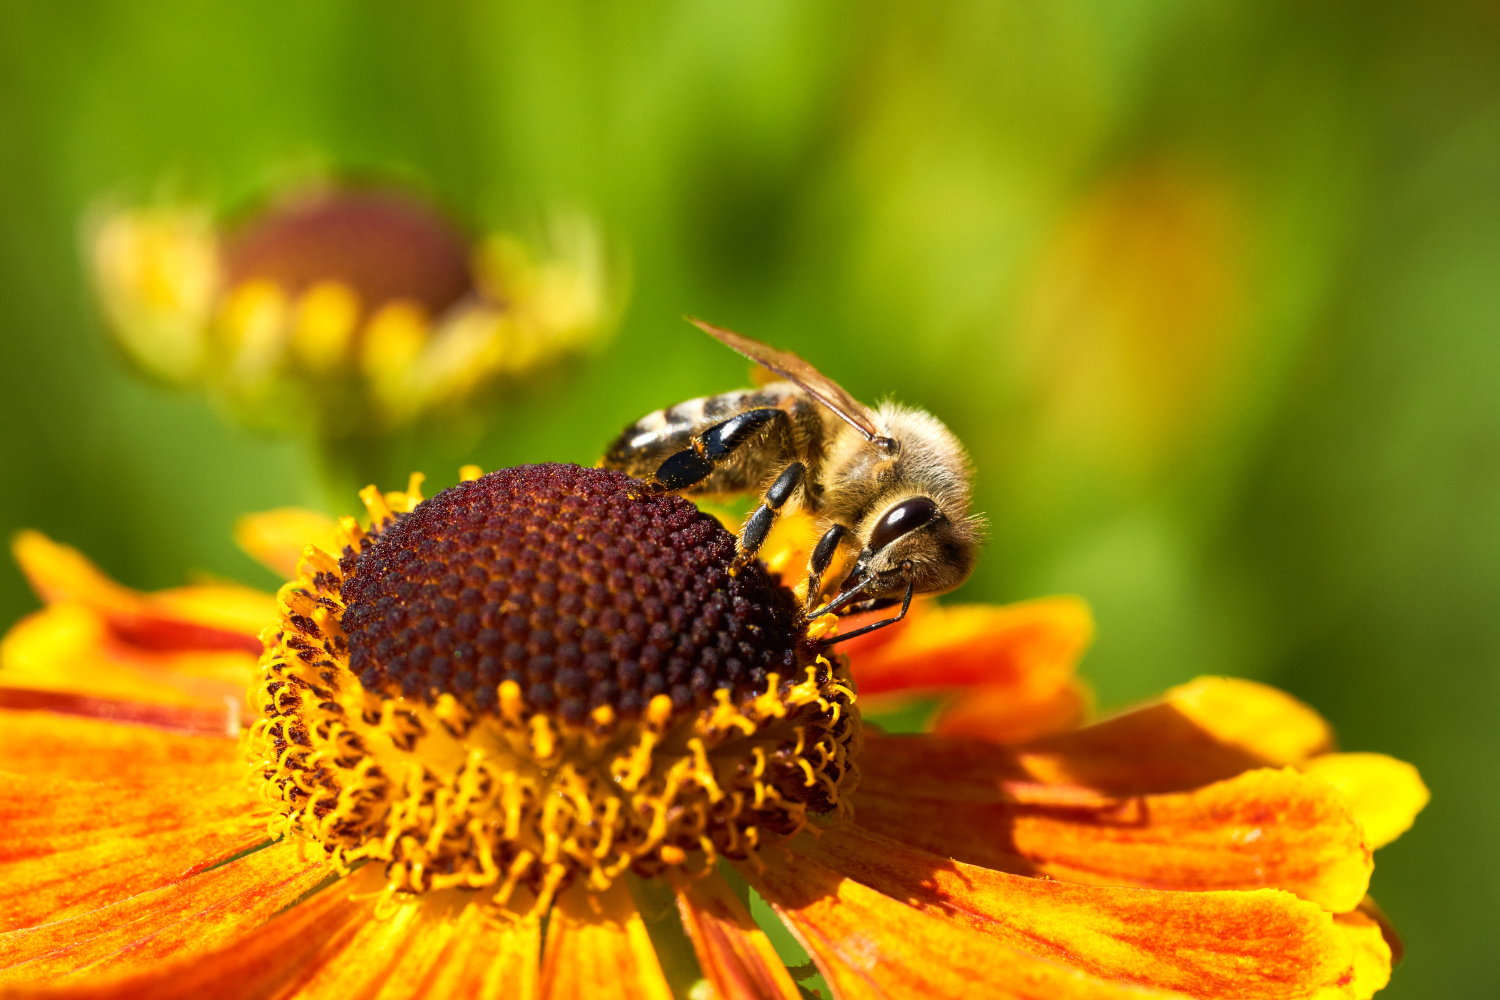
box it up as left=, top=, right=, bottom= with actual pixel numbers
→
left=869, top=497, right=940, bottom=552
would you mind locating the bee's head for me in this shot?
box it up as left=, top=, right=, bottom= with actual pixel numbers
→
left=836, top=493, right=981, bottom=607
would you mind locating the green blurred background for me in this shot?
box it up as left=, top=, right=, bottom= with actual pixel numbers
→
left=1, top=1, right=1495, bottom=994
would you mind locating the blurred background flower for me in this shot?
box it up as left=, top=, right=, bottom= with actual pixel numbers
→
left=0, top=1, right=1496, bottom=995
left=89, top=182, right=621, bottom=497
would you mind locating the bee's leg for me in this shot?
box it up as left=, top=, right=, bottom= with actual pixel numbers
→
left=737, top=462, right=806, bottom=562
left=802, top=523, right=849, bottom=612
left=818, top=579, right=915, bottom=648
left=652, top=407, right=787, bottom=491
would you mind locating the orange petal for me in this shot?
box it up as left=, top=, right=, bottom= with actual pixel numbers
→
left=275, top=889, right=540, bottom=1000
left=399, top=901, right=541, bottom=1000
left=0, top=709, right=241, bottom=782
left=795, top=824, right=1363, bottom=998
left=0, top=772, right=269, bottom=932
left=930, top=677, right=1089, bottom=743
left=1301, top=753, right=1429, bottom=849
left=0, top=867, right=376, bottom=1000
left=1, top=605, right=252, bottom=718
left=0, top=839, right=327, bottom=984
left=848, top=596, right=1094, bottom=701
left=853, top=764, right=1373, bottom=911
left=743, top=846, right=1179, bottom=1000
left=539, top=879, right=673, bottom=1000
left=855, top=682, right=1323, bottom=801
left=234, top=508, right=343, bottom=581
left=672, top=871, right=800, bottom=1000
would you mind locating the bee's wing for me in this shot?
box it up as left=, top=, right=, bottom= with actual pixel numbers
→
left=690, top=318, right=882, bottom=441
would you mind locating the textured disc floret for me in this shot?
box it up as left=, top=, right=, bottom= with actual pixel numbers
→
left=338, top=464, right=803, bottom=724
left=248, top=463, right=860, bottom=914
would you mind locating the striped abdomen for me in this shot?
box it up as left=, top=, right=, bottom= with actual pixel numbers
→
left=601, top=383, right=826, bottom=500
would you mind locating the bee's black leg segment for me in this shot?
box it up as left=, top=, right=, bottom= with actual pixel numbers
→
left=818, top=579, right=915, bottom=647
left=803, top=522, right=849, bottom=611
left=654, top=450, right=717, bottom=491
left=701, top=408, right=785, bottom=459
left=654, top=407, right=788, bottom=492
left=740, top=505, right=777, bottom=558
left=737, top=462, right=806, bottom=561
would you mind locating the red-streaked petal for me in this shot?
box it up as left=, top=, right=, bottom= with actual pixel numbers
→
left=743, top=847, right=1179, bottom=1000
left=13, top=532, right=272, bottom=649
left=673, top=872, right=800, bottom=1000
left=1, top=606, right=254, bottom=716
left=0, top=839, right=325, bottom=984
left=0, top=866, right=375, bottom=1000
left=796, top=825, right=1364, bottom=998
left=539, top=880, right=673, bottom=1000
left=930, top=677, right=1089, bottom=743
left=849, top=596, right=1093, bottom=698
left=853, top=765, right=1372, bottom=911
left=0, top=772, right=269, bottom=932
left=0, top=710, right=241, bottom=780
left=0, top=691, right=238, bottom=740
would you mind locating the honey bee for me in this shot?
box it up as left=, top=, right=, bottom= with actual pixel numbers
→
left=602, top=319, right=981, bottom=644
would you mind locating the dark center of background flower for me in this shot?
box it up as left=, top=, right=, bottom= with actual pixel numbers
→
left=223, top=189, right=474, bottom=315
left=338, top=464, right=803, bottom=724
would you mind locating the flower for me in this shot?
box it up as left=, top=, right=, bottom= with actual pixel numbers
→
left=88, top=186, right=622, bottom=435
left=0, top=464, right=1425, bottom=999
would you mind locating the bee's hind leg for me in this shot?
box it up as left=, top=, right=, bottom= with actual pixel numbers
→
left=736, top=462, right=806, bottom=564
left=652, top=407, right=788, bottom=491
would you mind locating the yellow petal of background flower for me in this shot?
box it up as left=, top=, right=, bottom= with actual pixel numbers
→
left=673, top=871, right=801, bottom=1000
left=745, top=846, right=1181, bottom=1000
left=233, top=508, right=343, bottom=581
left=796, top=824, right=1368, bottom=999
left=539, top=880, right=672, bottom=1000
left=1302, top=753, right=1430, bottom=849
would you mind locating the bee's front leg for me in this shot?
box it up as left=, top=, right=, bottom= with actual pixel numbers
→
left=802, top=523, right=849, bottom=612
left=736, top=461, right=806, bottom=563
